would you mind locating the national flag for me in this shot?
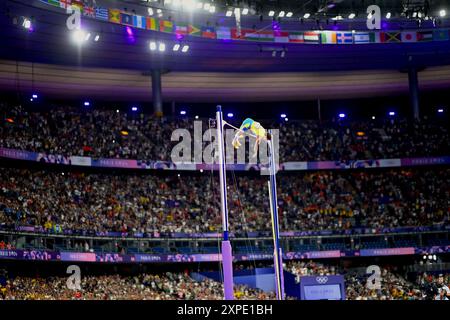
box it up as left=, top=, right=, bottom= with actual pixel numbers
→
left=382, top=32, right=401, bottom=42
left=188, top=24, right=201, bottom=36
left=83, top=6, right=95, bottom=17
left=231, top=28, right=252, bottom=39
left=337, top=32, right=353, bottom=44
left=353, top=32, right=370, bottom=44
left=433, top=29, right=449, bottom=41
left=417, top=31, right=433, bottom=42
left=354, top=32, right=383, bottom=44
left=146, top=17, right=158, bottom=31
left=321, top=31, right=337, bottom=44
left=120, top=13, right=134, bottom=26
left=175, top=23, right=189, bottom=35
left=274, top=31, right=289, bottom=43
left=109, top=9, right=121, bottom=24
left=303, top=31, right=320, bottom=44
left=133, top=15, right=146, bottom=29
left=41, top=0, right=60, bottom=7
left=245, top=30, right=274, bottom=42
left=401, top=31, right=417, bottom=42
left=288, top=32, right=304, bottom=43
left=159, top=20, right=174, bottom=33
left=216, top=27, right=231, bottom=40
left=201, top=26, right=216, bottom=39
left=369, top=32, right=382, bottom=43
left=95, top=7, right=109, bottom=21
left=59, top=0, right=71, bottom=8
left=70, top=0, right=83, bottom=13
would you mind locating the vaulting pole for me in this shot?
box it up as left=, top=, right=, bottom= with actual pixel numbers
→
left=268, top=129, right=284, bottom=300
left=216, top=105, right=234, bottom=300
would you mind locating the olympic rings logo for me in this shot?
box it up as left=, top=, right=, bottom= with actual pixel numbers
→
left=316, top=276, right=329, bottom=284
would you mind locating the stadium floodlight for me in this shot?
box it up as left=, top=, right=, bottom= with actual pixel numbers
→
left=173, top=43, right=180, bottom=51
left=278, top=11, right=285, bottom=17
left=158, top=42, right=166, bottom=52
left=372, top=116, right=376, bottom=120
left=116, top=109, right=119, bottom=113
left=72, top=29, right=87, bottom=44
left=84, top=101, right=90, bottom=106
left=226, top=9, right=233, bottom=17
left=195, top=115, right=199, bottom=119
left=183, top=0, right=197, bottom=11
left=286, top=12, right=293, bottom=17
left=280, top=113, right=287, bottom=118
left=132, top=106, right=138, bottom=111
left=22, top=18, right=31, bottom=29
left=180, top=110, right=187, bottom=115
left=181, top=45, right=189, bottom=52
left=30, top=98, right=33, bottom=102
left=149, top=41, right=157, bottom=51
left=303, top=13, right=310, bottom=19
left=284, top=118, right=288, bottom=121
left=242, top=8, right=249, bottom=15
left=440, top=9, right=446, bottom=17
left=428, top=255, right=433, bottom=260
left=386, top=12, right=391, bottom=19
left=438, top=108, right=444, bottom=113
left=268, top=10, right=275, bottom=17
left=227, top=113, right=234, bottom=118
left=433, top=255, right=437, bottom=260
left=32, top=94, right=38, bottom=99
left=94, top=34, right=100, bottom=41
left=338, top=113, right=346, bottom=118
left=348, top=13, right=356, bottom=19
left=389, top=111, right=395, bottom=116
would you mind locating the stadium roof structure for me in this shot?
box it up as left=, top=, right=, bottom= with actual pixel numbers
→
left=2, top=0, right=450, bottom=102
left=2, top=60, right=450, bottom=102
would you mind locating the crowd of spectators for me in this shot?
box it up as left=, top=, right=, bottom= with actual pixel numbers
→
left=1, top=105, right=449, bottom=162
left=0, top=167, right=448, bottom=235
left=0, top=270, right=274, bottom=300
left=0, top=241, right=14, bottom=250
left=1, top=263, right=447, bottom=300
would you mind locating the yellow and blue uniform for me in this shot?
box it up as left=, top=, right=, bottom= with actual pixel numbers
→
left=232, top=118, right=267, bottom=149
left=240, top=118, right=266, bottom=139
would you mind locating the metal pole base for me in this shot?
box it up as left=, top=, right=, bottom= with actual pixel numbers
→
left=221, top=240, right=234, bottom=300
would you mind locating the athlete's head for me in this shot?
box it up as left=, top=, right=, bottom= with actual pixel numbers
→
left=240, top=118, right=254, bottom=132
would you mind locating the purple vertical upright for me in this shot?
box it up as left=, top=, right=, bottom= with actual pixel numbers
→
left=216, top=105, right=234, bottom=300
left=268, top=130, right=285, bottom=300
